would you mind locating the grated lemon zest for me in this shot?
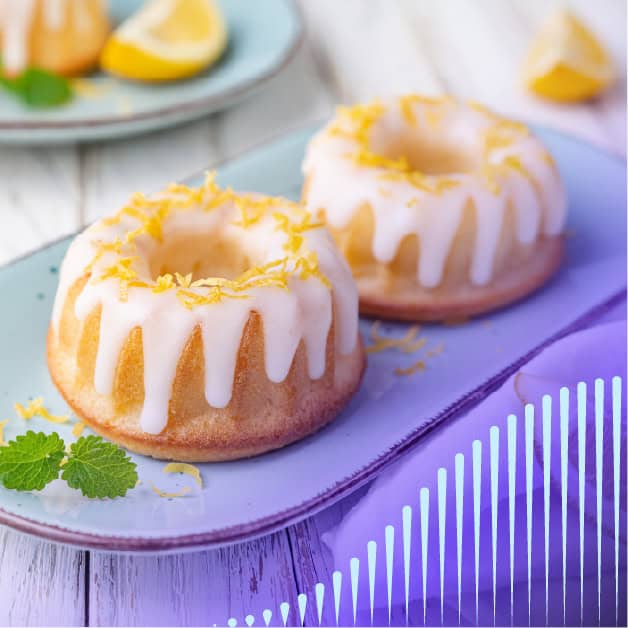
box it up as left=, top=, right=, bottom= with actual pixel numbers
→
left=87, top=176, right=331, bottom=308
left=0, top=419, right=8, bottom=446
left=330, top=97, right=464, bottom=194
left=366, top=322, right=424, bottom=354
left=153, top=274, right=176, bottom=293
left=394, top=360, right=426, bottom=376
left=399, top=94, right=449, bottom=128
left=14, top=398, right=69, bottom=424
left=72, top=422, right=86, bottom=437
left=163, top=462, right=203, bottom=488
left=175, top=272, right=194, bottom=288
left=426, top=343, right=445, bottom=357
left=150, top=483, right=192, bottom=498
left=295, top=252, right=331, bottom=288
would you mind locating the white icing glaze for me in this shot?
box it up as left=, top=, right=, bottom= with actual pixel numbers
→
left=302, top=97, right=567, bottom=287
left=51, top=180, right=359, bottom=435
left=0, top=0, right=36, bottom=74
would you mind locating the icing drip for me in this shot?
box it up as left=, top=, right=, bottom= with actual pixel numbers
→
left=43, top=0, right=64, bottom=30
left=52, top=175, right=359, bottom=435
left=302, top=96, right=567, bottom=288
left=0, top=0, right=36, bottom=74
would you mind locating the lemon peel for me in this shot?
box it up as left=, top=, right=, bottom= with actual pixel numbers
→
left=14, top=398, right=69, bottom=424
left=522, top=10, right=614, bottom=102
left=366, top=321, right=425, bottom=354
left=150, top=483, right=192, bottom=498
left=394, top=360, right=426, bottom=376
left=100, top=0, right=228, bottom=82
left=87, top=175, right=331, bottom=308
left=163, top=462, right=203, bottom=488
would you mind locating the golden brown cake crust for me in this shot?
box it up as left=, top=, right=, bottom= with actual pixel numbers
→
left=47, top=318, right=366, bottom=463
left=357, top=236, right=564, bottom=321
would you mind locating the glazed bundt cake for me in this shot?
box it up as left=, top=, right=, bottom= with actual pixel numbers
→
left=48, top=174, right=365, bottom=461
left=302, top=95, right=567, bottom=320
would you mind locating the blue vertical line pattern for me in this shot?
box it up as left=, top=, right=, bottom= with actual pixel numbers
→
left=438, top=468, right=447, bottom=625
left=402, top=505, right=412, bottom=625
left=420, top=487, right=430, bottom=625
left=525, top=403, right=534, bottom=626
left=577, top=382, right=587, bottom=626
left=385, top=525, right=395, bottom=626
left=298, top=593, right=307, bottom=626
left=350, top=557, right=359, bottom=626
left=559, top=387, right=569, bottom=625
left=332, top=570, right=342, bottom=627
left=472, top=440, right=482, bottom=626
left=262, top=609, right=272, bottom=627
left=214, top=378, right=628, bottom=628
left=612, top=376, right=622, bottom=625
left=455, top=453, right=464, bottom=625
left=542, top=395, right=552, bottom=625
left=280, top=602, right=290, bottom=627
left=315, top=583, right=325, bottom=626
left=594, top=378, right=604, bottom=625
left=507, top=414, right=517, bottom=624
left=489, top=426, right=500, bottom=625
left=367, top=540, right=377, bottom=625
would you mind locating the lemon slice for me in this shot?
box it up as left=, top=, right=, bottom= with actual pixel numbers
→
left=100, top=0, right=227, bottom=82
left=522, top=10, right=614, bottom=102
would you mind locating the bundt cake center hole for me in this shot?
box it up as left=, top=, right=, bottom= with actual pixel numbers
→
left=375, top=135, right=479, bottom=175
left=148, top=233, right=251, bottom=281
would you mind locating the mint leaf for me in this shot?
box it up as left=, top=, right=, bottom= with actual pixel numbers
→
left=62, top=435, right=138, bottom=499
left=1, top=67, right=73, bottom=108
left=0, top=431, right=64, bottom=491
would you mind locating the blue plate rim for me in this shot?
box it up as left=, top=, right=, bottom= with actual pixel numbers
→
left=0, top=122, right=625, bottom=553
left=0, top=0, right=303, bottom=131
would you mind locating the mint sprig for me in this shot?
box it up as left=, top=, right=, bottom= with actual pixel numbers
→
left=62, top=435, right=138, bottom=499
left=0, top=431, right=137, bottom=498
left=1, top=67, right=73, bottom=108
left=0, top=431, right=65, bottom=490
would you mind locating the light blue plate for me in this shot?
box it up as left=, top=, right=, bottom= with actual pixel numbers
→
left=0, top=0, right=302, bottom=144
left=0, top=125, right=625, bottom=552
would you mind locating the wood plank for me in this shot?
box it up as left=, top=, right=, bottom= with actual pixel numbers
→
left=0, top=528, right=86, bottom=626
left=215, top=45, right=333, bottom=160
left=298, top=0, right=443, bottom=102
left=0, top=146, right=80, bottom=266
left=88, top=531, right=299, bottom=627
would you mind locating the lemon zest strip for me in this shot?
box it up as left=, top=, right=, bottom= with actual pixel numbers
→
left=394, top=360, right=426, bottom=376
left=163, top=462, right=203, bottom=488
left=150, top=483, right=192, bottom=498
left=14, top=398, right=69, bottom=424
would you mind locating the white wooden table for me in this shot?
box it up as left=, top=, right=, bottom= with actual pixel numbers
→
left=0, top=1, right=625, bottom=625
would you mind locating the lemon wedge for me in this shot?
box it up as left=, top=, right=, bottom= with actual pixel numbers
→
left=522, top=10, right=614, bottom=102
left=100, top=0, right=227, bottom=82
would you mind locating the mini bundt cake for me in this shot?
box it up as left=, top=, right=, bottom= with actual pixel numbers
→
left=48, top=174, right=365, bottom=462
left=302, top=95, right=567, bottom=320
left=0, top=0, right=109, bottom=77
